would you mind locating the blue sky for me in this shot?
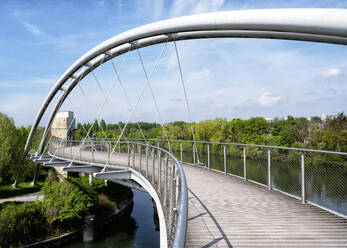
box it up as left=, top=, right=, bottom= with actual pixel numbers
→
left=0, top=0, right=347, bottom=126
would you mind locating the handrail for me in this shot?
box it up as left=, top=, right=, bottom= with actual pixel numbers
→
left=75, top=138, right=347, bottom=156
left=66, top=138, right=346, bottom=219
left=133, top=141, right=188, bottom=248
left=49, top=138, right=188, bottom=247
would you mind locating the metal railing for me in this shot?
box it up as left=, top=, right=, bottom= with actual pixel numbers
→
left=95, top=138, right=347, bottom=219
left=49, top=138, right=188, bottom=248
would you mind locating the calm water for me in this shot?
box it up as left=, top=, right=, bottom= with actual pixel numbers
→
left=64, top=190, right=160, bottom=248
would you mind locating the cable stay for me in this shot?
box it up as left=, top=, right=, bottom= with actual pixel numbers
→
left=101, top=41, right=168, bottom=172
left=110, top=58, right=148, bottom=144
left=173, top=40, right=202, bottom=165
left=136, top=46, right=171, bottom=151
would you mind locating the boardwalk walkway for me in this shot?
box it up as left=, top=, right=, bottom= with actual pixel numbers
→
left=184, top=164, right=347, bottom=247
left=51, top=147, right=347, bottom=247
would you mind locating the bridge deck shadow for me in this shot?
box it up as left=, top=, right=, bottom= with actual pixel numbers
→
left=183, top=163, right=347, bottom=247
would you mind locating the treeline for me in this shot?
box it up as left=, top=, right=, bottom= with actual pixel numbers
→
left=76, top=112, right=346, bottom=152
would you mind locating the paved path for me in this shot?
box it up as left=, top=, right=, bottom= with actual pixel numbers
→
left=0, top=192, right=43, bottom=204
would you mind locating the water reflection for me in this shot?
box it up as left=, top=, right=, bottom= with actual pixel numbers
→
left=64, top=190, right=160, bottom=248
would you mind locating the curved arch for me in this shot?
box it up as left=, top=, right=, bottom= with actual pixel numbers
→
left=26, top=8, right=347, bottom=248
left=26, top=8, right=347, bottom=155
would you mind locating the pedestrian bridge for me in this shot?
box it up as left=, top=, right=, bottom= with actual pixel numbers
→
left=24, top=9, right=347, bottom=247
left=31, top=139, right=347, bottom=247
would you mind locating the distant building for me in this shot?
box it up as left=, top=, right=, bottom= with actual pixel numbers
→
left=51, top=111, right=75, bottom=140
left=51, top=111, right=75, bottom=179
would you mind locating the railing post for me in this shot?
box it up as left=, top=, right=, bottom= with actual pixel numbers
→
left=268, top=148, right=271, bottom=190
left=79, top=143, right=82, bottom=161
left=152, top=149, right=155, bottom=184
left=193, top=143, right=196, bottom=165
left=207, top=144, right=210, bottom=170
left=92, top=140, right=94, bottom=162
left=243, top=146, right=247, bottom=180
left=108, top=142, right=111, bottom=159
left=158, top=152, right=162, bottom=193
left=165, top=155, right=168, bottom=204
left=172, top=166, right=176, bottom=210
left=127, top=143, right=130, bottom=167
left=168, top=141, right=171, bottom=153
left=180, top=142, right=183, bottom=163
left=132, top=144, right=135, bottom=168
left=223, top=145, right=227, bottom=174
left=175, top=174, right=180, bottom=208
left=146, top=147, right=149, bottom=177
left=139, top=144, right=142, bottom=173
left=301, top=152, right=306, bottom=204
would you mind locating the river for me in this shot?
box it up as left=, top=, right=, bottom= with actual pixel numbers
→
left=64, top=190, right=160, bottom=248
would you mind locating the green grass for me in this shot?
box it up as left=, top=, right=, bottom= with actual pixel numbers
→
left=0, top=181, right=44, bottom=199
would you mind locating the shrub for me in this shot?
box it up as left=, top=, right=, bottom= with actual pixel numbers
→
left=0, top=202, right=46, bottom=247
left=42, top=172, right=97, bottom=232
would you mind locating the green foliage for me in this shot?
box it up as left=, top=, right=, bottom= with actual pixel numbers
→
left=73, top=112, right=346, bottom=153
left=321, top=112, right=347, bottom=152
left=0, top=113, right=25, bottom=185
left=42, top=172, right=97, bottom=231
left=0, top=202, right=46, bottom=247
left=0, top=172, right=131, bottom=247
left=0, top=113, right=39, bottom=185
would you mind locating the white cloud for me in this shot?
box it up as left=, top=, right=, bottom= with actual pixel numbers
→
left=170, top=0, right=225, bottom=17
left=257, top=92, right=282, bottom=107
left=319, top=68, right=341, bottom=78
left=20, top=21, right=43, bottom=35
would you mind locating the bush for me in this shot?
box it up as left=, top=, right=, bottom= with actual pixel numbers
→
left=42, top=172, right=97, bottom=232
left=0, top=202, right=46, bottom=247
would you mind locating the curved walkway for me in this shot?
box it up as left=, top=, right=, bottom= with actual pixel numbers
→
left=184, top=164, right=347, bottom=247
left=46, top=148, right=347, bottom=247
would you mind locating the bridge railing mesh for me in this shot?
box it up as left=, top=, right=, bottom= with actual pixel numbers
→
left=49, top=138, right=188, bottom=248
left=133, top=139, right=347, bottom=219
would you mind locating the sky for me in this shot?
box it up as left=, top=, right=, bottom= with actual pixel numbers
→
left=0, top=0, right=347, bottom=127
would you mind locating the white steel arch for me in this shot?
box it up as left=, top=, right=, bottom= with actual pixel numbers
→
left=25, top=8, right=347, bottom=155
left=25, top=8, right=347, bottom=248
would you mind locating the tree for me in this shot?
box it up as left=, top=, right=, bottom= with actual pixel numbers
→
left=100, top=119, right=107, bottom=132
left=321, top=112, right=347, bottom=152
left=0, top=113, right=24, bottom=185
left=92, top=120, right=99, bottom=133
